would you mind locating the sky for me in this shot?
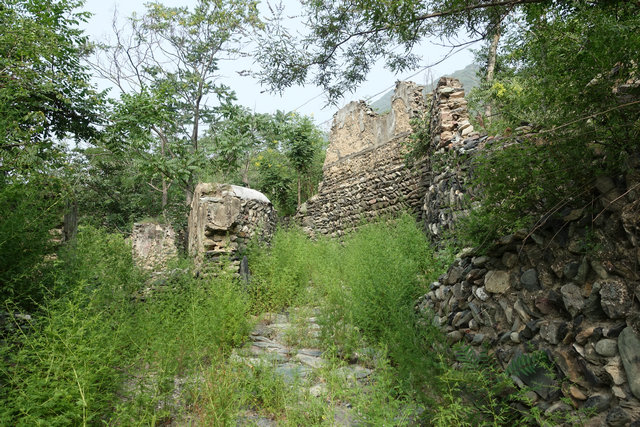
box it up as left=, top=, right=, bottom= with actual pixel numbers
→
left=81, top=0, right=477, bottom=129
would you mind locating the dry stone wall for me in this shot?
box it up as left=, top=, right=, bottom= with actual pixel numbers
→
left=421, top=77, right=483, bottom=240
left=131, top=222, right=177, bottom=271
left=416, top=175, right=640, bottom=423
left=298, top=81, right=429, bottom=236
left=299, top=74, right=640, bottom=423
left=188, top=183, right=276, bottom=268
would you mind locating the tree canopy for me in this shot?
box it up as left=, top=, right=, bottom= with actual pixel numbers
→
left=254, top=0, right=553, bottom=100
left=0, top=0, right=103, bottom=178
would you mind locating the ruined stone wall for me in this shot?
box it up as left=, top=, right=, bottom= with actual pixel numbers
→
left=420, top=77, right=482, bottom=240
left=298, top=81, right=429, bottom=236
left=131, top=222, right=177, bottom=271
left=188, top=183, right=276, bottom=267
left=416, top=173, right=640, bottom=423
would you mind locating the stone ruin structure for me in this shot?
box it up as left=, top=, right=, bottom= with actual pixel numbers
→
left=299, top=76, right=640, bottom=423
left=417, top=170, right=640, bottom=424
left=297, top=81, right=430, bottom=236
left=187, top=183, right=276, bottom=269
left=297, top=78, right=482, bottom=239
left=131, top=222, right=177, bottom=271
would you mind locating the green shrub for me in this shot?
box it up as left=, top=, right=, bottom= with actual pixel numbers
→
left=0, top=179, right=63, bottom=309
left=248, top=227, right=320, bottom=312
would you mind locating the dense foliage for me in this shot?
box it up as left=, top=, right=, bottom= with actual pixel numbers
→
left=460, top=0, right=640, bottom=247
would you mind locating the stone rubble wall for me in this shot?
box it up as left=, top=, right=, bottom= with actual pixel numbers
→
left=297, top=81, right=429, bottom=236
left=421, top=77, right=482, bottom=240
left=417, top=170, right=640, bottom=423
left=188, top=183, right=276, bottom=267
left=131, top=222, right=178, bottom=271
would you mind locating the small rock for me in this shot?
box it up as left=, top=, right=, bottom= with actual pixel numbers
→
left=590, top=259, right=609, bottom=280
left=447, top=330, right=463, bottom=344
left=576, top=326, right=596, bottom=345
left=611, top=386, right=627, bottom=399
left=474, top=287, right=489, bottom=301
left=564, top=261, right=581, bottom=280
left=575, top=257, right=589, bottom=284
left=471, top=334, right=485, bottom=346
left=605, top=406, right=631, bottom=427
left=484, top=270, right=511, bottom=294
left=535, top=291, right=563, bottom=315
left=545, top=401, right=572, bottom=416
left=618, top=327, right=640, bottom=399
left=583, top=393, right=612, bottom=413
left=595, top=176, right=616, bottom=194
left=520, top=268, right=540, bottom=291
left=569, top=385, right=587, bottom=400
left=540, top=321, right=562, bottom=345
left=595, top=339, right=618, bottom=357
left=564, top=208, right=584, bottom=222
left=599, top=279, right=632, bottom=319
left=472, top=256, right=490, bottom=267
left=510, top=332, right=521, bottom=343
left=499, top=235, right=515, bottom=245
left=513, top=299, right=531, bottom=323
left=447, top=266, right=463, bottom=285
left=561, top=283, right=585, bottom=317
left=294, top=353, right=326, bottom=369
left=604, top=357, right=626, bottom=386
left=502, top=252, right=518, bottom=268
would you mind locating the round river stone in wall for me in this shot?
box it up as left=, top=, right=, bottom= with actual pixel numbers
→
left=484, top=270, right=510, bottom=294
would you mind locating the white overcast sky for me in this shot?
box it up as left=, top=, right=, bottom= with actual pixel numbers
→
left=81, top=0, right=476, bottom=128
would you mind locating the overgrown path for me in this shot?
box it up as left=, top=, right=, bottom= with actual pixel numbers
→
left=231, top=308, right=376, bottom=426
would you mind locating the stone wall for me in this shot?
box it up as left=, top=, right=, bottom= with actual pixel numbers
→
left=298, top=81, right=429, bottom=236
left=188, top=183, right=276, bottom=267
left=131, top=222, right=178, bottom=271
left=416, top=171, right=640, bottom=423
left=421, top=77, right=482, bottom=240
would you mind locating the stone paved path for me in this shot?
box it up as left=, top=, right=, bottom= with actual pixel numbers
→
left=231, top=310, right=374, bottom=426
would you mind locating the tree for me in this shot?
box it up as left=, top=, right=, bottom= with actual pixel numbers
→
left=92, top=0, right=261, bottom=209
left=458, top=1, right=640, bottom=246
left=205, top=103, right=275, bottom=187
left=282, top=114, right=323, bottom=207
left=255, top=0, right=552, bottom=101
left=204, top=109, right=325, bottom=215
left=0, top=0, right=103, bottom=308
left=1, top=0, right=102, bottom=178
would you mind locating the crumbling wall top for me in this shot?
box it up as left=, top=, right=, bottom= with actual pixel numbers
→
left=324, top=81, right=426, bottom=167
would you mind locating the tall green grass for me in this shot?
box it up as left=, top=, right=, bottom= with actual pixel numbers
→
left=248, top=214, right=455, bottom=404
left=1, top=226, right=251, bottom=425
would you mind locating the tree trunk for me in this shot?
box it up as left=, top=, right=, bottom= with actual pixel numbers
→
left=63, top=200, right=78, bottom=242
left=161, top=138, right=168, bottom=210
left=297, top=176, right=302, bottom=208
left=484, top=25, right=501, bottom=124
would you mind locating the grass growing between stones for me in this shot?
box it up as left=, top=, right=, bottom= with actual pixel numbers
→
left=2, top=215, right=539, bottom=425
left=243, top=213, right=457, bottom=424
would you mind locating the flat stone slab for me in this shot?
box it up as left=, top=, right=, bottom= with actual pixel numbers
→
left=275, top=363, right=311, bottom=382
left=294, top=353, right=326, bottom=369
left=298, top=348, right=323, bottom=357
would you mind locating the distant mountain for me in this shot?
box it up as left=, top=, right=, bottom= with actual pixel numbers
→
left=370, top=63, right=481, bottom=114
